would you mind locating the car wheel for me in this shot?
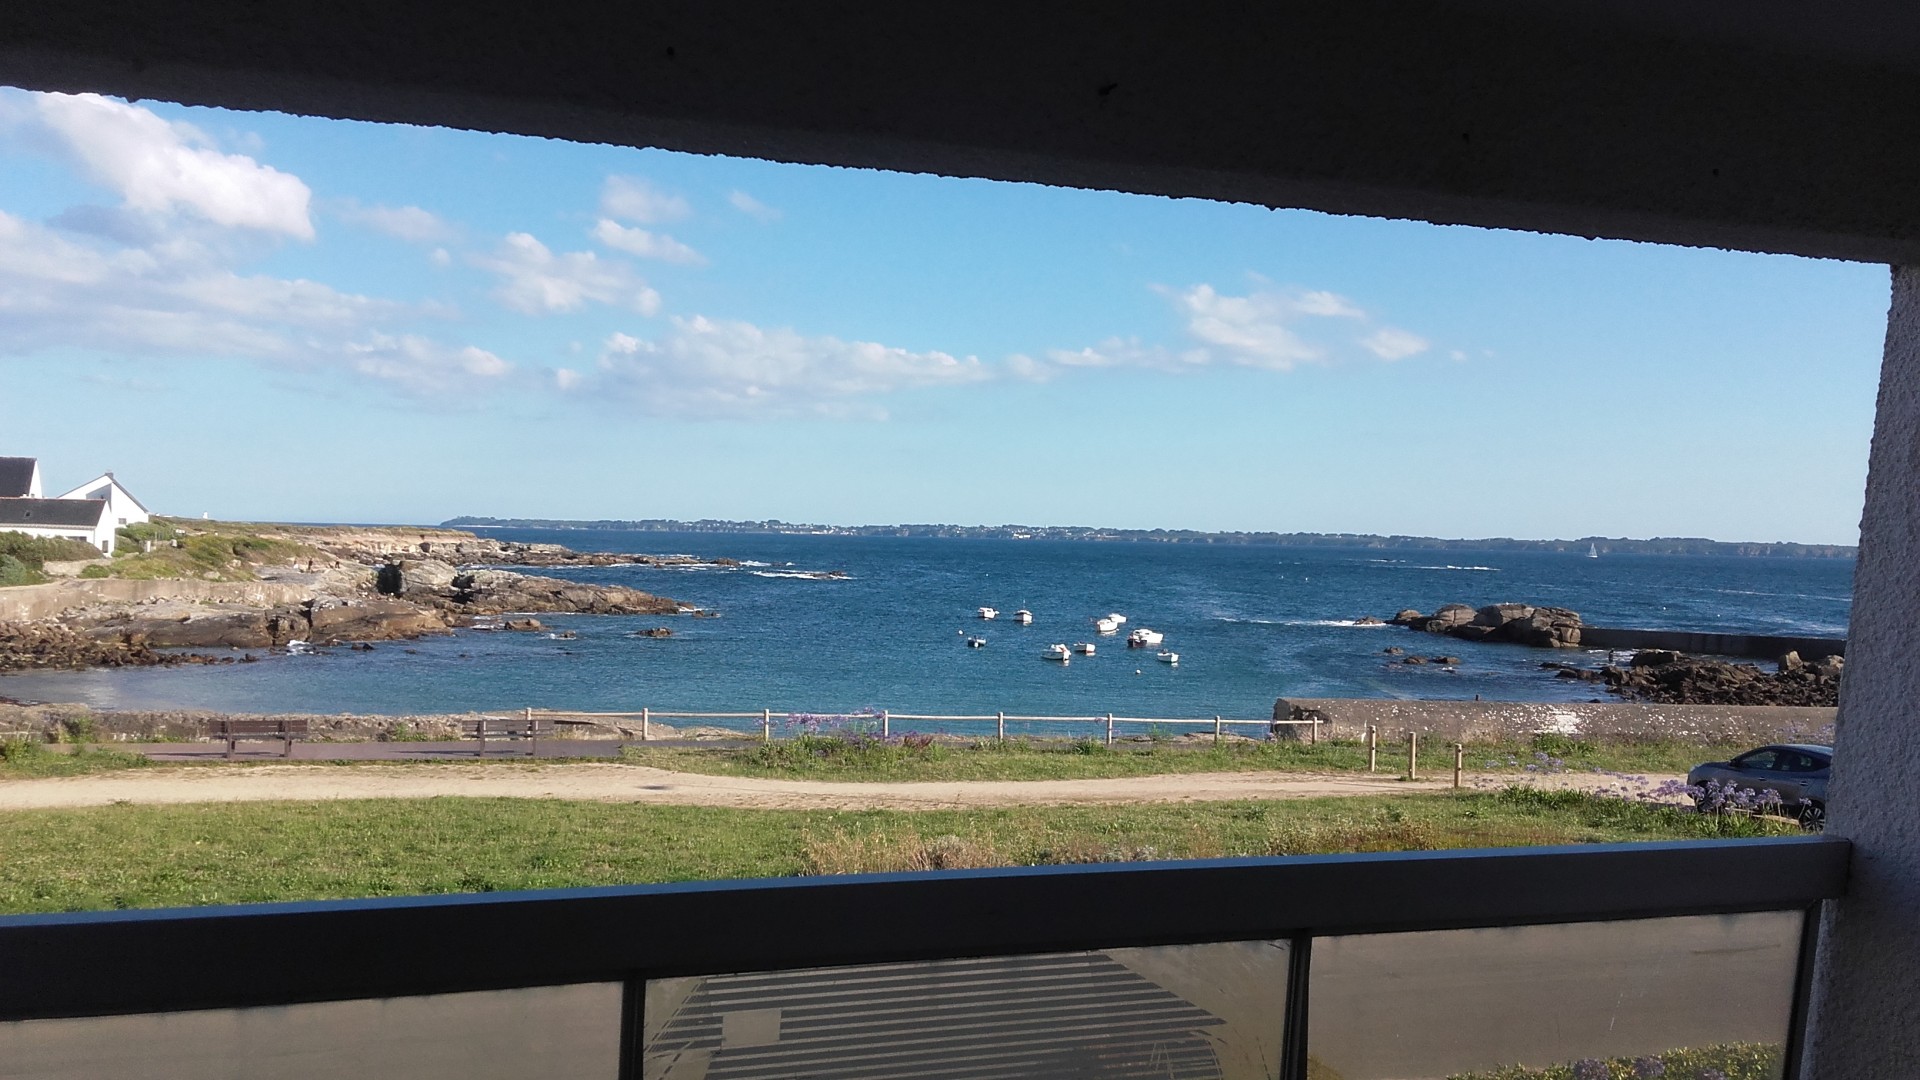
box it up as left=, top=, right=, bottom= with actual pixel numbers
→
left=1798, top=801, right=1826, bottom=832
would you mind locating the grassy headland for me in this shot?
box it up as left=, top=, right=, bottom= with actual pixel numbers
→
left=0, top=788, right=1791, bottom=914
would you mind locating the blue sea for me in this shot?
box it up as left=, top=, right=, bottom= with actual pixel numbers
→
left=0, top=530, right=1855, bottom=723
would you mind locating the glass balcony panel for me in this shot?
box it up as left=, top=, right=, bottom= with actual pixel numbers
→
left=644, top=940, right=1290, bottom=1080
left=1307, top=911, right=1804, bottom=1080
left=0, top=981, right=621, bottom=1080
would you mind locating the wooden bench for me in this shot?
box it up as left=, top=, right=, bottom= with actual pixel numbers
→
left=211, top=719, right=309, bottom=760
left=467, top=715, right=557, bottom=757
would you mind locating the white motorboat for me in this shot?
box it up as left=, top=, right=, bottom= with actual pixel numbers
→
left=1127, top=628, right=1164, bottom=648
left=978, top=607, right=998, bottom=620
left=1041, top=643, right=1072, bottom=663
left=966, top=635, right=987, bottom=648
left=1094, top=617, right=1120, bottom=635
left=1107, top=613, right=1128, bottom=626
left=1013, top=609, right=1034, bottom=625
left=1156, top=651, right=1180, bottom=665
left=1072, top=642, right=1096, bottom=655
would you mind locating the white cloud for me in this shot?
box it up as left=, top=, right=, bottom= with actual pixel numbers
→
left=585, top=317, right=989, bottom=417
left=601, top=175, right=691, bottom=224
left=334, top=200, right=457, bottom=243
left=29, top=92, right=313, bottom=239
left=1360, top=327, right=1431, bottom=361
left=591, top=218, right=706, bottom=266
left=728, top=190, right=781, bottom=222
left=0, top=210, right=501, bottom=394
left=1164, top=283, right=1349, bottom=371
left=344, top=334, right=511, bottom=393
left=471, top=232, right=662, bottom=315
left=554, top=367, right=584, bottom=391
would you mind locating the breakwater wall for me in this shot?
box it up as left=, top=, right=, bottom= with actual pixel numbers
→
left=1581, top=627, right=1845, bottom=660
left=1274, top=697, right=1835, bottom=745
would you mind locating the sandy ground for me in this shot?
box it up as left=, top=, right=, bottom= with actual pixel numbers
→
left=0, top=764, right=1681, bottom=812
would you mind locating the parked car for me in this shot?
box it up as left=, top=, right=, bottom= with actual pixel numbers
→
left=1687, top=744, right=1831, bottom=829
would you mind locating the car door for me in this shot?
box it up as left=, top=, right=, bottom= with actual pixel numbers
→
left=1772, top=750, right=1829, bottom=806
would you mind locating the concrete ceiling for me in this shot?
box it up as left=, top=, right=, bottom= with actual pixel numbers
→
left=3, top=2, right=1919, bottom=262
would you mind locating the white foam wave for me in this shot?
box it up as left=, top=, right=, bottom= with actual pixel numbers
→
left=740, top=560, right=772, bottom=567
left=1215, top=616, right=1389, bottom=628
left=749, top=569, right=849, bottom=580
left=1407, top=564, right=1500, bottom=572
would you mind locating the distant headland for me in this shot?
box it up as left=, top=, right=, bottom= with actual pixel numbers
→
left=441, top=518, right=1855, bottom=559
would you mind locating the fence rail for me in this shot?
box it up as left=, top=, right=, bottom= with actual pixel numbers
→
left=526, top=706, right=1317, bottom=746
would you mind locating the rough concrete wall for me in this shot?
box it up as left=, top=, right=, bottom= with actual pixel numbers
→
left=0, top=579, right=316, bottom=622
left=1803, top=267, right=1920, bottom=1076
left=1274, top=697, right=1834, bottom=746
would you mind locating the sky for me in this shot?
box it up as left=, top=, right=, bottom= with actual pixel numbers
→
left=0, top=89, right=1892, bottom=544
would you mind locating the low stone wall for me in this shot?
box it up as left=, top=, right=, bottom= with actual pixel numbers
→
left=0, top=579, right=318, bottom=622
left=1274, top=696, right=1835, bottom=745
left=1582, top=626, right=1845, bottom=660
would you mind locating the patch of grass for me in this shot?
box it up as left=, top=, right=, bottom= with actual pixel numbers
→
left=0, top=553, right=44, bottom=587
left=0, top=789, right=1793, bottom=913
left=1447, top=1041, right=1781, bottom=1079
left=0, top=530, right=103, bottom=568
left=107, top=529, right=316, bottom=581
left=76, top=563, right=111, bottom=579
left=617, top=734, right=1725, bottom=782
left=0, top=739, right=149, bottom=780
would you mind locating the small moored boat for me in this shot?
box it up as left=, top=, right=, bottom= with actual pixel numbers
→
left=978, top=607, right=998, bottom=620
left=1072, top=642, right=1096, bottom=655
left=1094, top=617, right=1120, bottom=635
left=1013, top=609, right=1034, bottom=625
left=1156, top=651, right=1180, bottom=665
left=1041, top=643, right=1072, bottom=663
left=1107, top=613, right=1128, bottom=626
left=966, top=635, right=987, bottom=648
left=1127, top=628, right=1164, bottom=648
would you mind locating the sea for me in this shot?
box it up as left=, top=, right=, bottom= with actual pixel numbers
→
left=0, top=530, right=1855, bottom=728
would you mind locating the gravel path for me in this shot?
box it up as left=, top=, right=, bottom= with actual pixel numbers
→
left=0, top=764, right=1678, bottom=811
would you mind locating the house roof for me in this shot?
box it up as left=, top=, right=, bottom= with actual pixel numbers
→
left=0, top=498, right=107, bottom=529
left=56, top=472, right=151, bottom=515
left=0, top=458, right=36, bottom=499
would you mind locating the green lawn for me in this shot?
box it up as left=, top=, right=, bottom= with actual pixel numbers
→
left=0, top=788, right=1791, bottom=914
left=0, top=740, right=149, bottom=780
left=616, top=733, right=1734, bottom=782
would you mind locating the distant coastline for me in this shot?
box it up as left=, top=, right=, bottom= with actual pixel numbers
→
left=442, top=517, right=1855, bottom=559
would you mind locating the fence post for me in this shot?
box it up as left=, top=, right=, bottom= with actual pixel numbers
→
left=527, top=706, right=537, bottom=758
left=881, top=709, right=890, bottom=739
left=1214, top=715, right=1222, bottom=744
left=1105, top=713, right=1115, bottom=748
left=1453, top=743, right=1464, bottom=790
left=1367, top=725, right=1377, bottom=773
left=763, top=708, right=772, bottom=743
left=641, top=707, right=649, bottom=743
left=1407, top=730, right=1419, bottom=781
left=1310, top=716, right=1319, bottom=744
left=997, top=711, right=1005, bottom=742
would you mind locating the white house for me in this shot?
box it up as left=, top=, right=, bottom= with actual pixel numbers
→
left=0, top=457, right=41, bottom=499
left=55, top=472, right=150, bottom=529
left=0, top=497, right=114, bottom=554
left=0, top=459, right=152, bottom=555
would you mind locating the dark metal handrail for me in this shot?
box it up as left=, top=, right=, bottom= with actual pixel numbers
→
left=0, top=836, right=1849, bottom=1023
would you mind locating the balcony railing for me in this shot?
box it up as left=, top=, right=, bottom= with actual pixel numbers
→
left=0, top=835, right=1849, bottom=1080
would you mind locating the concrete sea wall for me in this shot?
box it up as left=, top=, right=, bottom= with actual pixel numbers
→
left=1274, top=696, right=1835, bottom=745
left=1582, top=626, right=1845, bottom=660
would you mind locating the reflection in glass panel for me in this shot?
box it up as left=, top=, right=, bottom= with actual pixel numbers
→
left=645, top=940, right=1289, bottom=1079
left=0, top=981, right=621, bottom=1080
left=1307, top=912, right=1803, bottom=1080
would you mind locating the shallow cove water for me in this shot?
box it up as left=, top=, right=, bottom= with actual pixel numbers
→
left=0, top=531, right=1854, bottom=722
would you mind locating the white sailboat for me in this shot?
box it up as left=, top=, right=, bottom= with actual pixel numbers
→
left=1587, top=544, right=1599, bottom=559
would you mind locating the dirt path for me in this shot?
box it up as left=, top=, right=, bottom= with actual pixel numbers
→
left=0, top=765, right=1680, bottom=812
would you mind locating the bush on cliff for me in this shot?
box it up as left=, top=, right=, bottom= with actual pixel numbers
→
left=108, top=531, right=315, bottom=581
left=0, top=530, right=102, bottom=569
left=0, top=555, right=41, bottom=587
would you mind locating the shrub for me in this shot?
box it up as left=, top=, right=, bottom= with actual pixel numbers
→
left=0, top=554, right=43, bottom=587
left=0, top=530, right=103, bottom=567
left=77, top=564, right=111, bottom=579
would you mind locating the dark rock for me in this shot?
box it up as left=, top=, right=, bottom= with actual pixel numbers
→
left=1383, top=646, right=1405, bottom=655
left=631, top=627, right=673, bottom=638
left=1354, top=616, right=1385, bottom=626
left=1632, top=649, right=1683, bottom=667
left=1434, top=656, right=1461, bottom=665
left=1778, top=651, right=1804, bottom=673
left=503, top=617, right=545, bottom=632
left=1391, top=609, right=1424, bottom=625
left=1402, top=656, right=1428, bottom=665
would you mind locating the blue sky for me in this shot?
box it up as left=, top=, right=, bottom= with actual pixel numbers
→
left=0, top=89, right=1890, bottom=544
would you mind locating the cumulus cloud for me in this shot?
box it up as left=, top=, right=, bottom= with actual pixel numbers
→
left=0, top=210, right=506, bottom=394
left=591, top=218, right=706, bottom=266
left=334, top=200, right=457, bottom=243
left=27, top=92, right=313, bottom=238
left=601, top=175, right=690, bottom=224
left=583, top=317, right=989, bottom=417
left=728, top=190, right=781, bottom=222
left=1360, top=326, right=1431, bottom=361
left=471, top=232, right=662, bottom=315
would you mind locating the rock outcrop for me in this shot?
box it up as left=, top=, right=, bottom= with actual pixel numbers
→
left=0, top=623, right=244, bottom=671
left=1390, top=603, right=1583, bottom=648
left=1602, top=651, right=1842, bottom=706
left=380, top=560, right=681, bottom=617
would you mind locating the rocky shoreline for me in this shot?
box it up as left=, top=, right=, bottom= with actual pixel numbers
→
left=1385, top=601, right=1842, bottom=707
left=0, top=525, right=696, bottom=671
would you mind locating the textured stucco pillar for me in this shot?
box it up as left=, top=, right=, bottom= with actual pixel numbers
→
left=1802, top=266, right=1920, bottom=1076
